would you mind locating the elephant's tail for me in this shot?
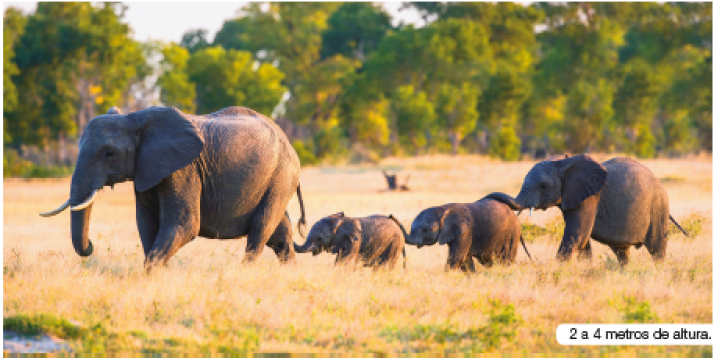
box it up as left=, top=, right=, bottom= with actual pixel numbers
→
left=388, top=214, right=409, bottom=241
left=402, top=246, right=407, bottom=270
left=520, top=235, right=533, bottom=262
left=297, top=184, right=308, bottom=239
left=669, top=214, right=688, bottom=237
left=484, top=192, right=523, bottom=212
left=388, top=214, right=409, bottom=270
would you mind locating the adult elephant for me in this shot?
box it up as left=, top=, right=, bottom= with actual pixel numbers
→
left=41, top=106, right=307, bottom=271
left=485, top=154, right=688, bottom=265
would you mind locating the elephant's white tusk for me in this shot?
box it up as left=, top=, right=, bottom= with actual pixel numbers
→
left=529, top=208, right=533, bottom=217
left=39, top=200, right=70, bottom=217
left=70, top=189, right=100, bottom=211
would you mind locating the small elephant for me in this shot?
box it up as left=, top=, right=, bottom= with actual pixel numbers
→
left=485, top=154, right=688, bottom=264
left=406, top=198, right=532, bottom=272
left=41, top=106, right=307, bottom=271
left=294, top=212, right=407, bottom=269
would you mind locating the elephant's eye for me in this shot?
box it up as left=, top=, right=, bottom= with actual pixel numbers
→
left=104, top=150, right=116, bottom=159
left=540, top=183, right=548, bottom=190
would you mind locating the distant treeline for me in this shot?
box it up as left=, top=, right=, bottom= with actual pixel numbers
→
left=3, top=2, right=712, bottom=174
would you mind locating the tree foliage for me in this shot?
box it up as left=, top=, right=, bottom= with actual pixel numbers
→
left=4, top=2, right=712, bottom=172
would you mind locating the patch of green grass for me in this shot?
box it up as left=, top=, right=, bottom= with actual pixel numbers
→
left=4, top=314, right=85, bottom=339
left=660, top=175, right=687, bottom=184
left=670, top=212, right=707, bottom=238
left=3, top=313, right=264, bottom=352
left=521, top=220, right=564, bottom=243
left=522, top=223, right=548, bottom=243
left=380, top=300, right=522, bottom=352
left=609, top=296, right=660, bottom=323
left=475, top=299, right=523, bottom=350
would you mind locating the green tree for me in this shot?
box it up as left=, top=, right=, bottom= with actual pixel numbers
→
left=186, top=46, right=286, bottom=115
left=320, top=2, right=393, bottom=61
left=3, top=8, right=27, bottom=144
left=392, top=85, right=436, bottom=153
left=435, top=82, right=479, bottom=154
left=6, top=2, right=148, bottom=150
left=157, top=43, right=196, bottom=112
left=180, top=28, right=210, bottom=54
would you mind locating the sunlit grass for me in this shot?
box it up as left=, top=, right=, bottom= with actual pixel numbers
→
left=4, top=154, right=711, bottom=352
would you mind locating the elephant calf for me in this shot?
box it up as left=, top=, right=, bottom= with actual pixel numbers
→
left=406, top=198, right=531, bottom=272
left=294, top=212, right=407, bottom=270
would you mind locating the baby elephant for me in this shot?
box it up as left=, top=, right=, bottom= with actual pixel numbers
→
left=294, top=212, right=407, bottom=269
left=406, top=198, right=531, bottom=272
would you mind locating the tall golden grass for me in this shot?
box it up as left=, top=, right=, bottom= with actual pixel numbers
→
left=4, top=154, right=712, bottom=352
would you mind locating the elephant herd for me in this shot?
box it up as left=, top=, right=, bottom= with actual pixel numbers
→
left=40, top=106, right=688, bottom=273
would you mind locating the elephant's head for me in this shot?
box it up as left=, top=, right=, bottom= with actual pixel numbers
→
left=294, top=212, right=347, bottom=255
left=329, top=219, right=362, bottom=263
left=488, top=154, right=607, bottom=213
left=40, top=106, right=204, bottom=257
left=406, top=206, right=449, bottom=248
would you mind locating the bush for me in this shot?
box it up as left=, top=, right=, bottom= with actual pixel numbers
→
left=3, top=149, right=33, bottom=178
left=291, top=140, right=318, bottom=166
left=4, top=149, right=74, bottom=178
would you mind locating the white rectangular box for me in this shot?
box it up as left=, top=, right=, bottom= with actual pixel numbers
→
left=557, top=324, right=713, bottom=345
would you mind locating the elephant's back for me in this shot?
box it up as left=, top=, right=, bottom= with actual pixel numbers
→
left=470, top=200, right=521, bottom=251
left=594, top=157, right=660, bottom=244
left=360, top=215, right=405, bottom=249
left=198, top=107, right=299, bottom=168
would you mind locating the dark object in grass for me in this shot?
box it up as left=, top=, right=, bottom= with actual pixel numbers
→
left=382, top=170, right=410, bottom=191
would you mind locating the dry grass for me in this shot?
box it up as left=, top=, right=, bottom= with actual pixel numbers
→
left=4, top=154, right=712, bottom=352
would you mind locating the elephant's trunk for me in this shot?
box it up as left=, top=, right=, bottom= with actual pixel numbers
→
left=483, top=192, right=525, bottom=211
left=70, top=205, right=94, bottom=257
left=68, top=161, right=100, bottom=257
left=293, top=235, right=318, bottom=254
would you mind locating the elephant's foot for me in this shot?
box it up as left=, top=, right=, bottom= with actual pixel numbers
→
left=144, top=258, right=166, bottom=274
left=610, top=246, right=630, bottom=266
left=242, top=249, right=263, bottom=264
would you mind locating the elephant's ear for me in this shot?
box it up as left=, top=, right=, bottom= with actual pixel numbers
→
left=438, top=218, right=461, bottom=245
left=330, top=218, right=344, bottom=237
left=129, top=107, right=204, bottom=192
left=107, top=106, right=123, bottom=115
left=557, top=154, right=607, bottom=211
left=434, top=207, right=454, bottom=245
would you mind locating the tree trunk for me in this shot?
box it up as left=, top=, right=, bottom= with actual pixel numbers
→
left=449, top=131, right=461, bottom=155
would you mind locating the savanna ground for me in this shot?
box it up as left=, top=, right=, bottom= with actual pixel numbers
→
left=4, top=154, right=712, bottom=353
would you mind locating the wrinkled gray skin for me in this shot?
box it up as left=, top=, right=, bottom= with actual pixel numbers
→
left=41, top=106, right=307, bottom=271
left=485, top=154, right=688, bottom=265
left=294, top=212, right=407, bottom=270
left=406, top=199, right=528, bottom=272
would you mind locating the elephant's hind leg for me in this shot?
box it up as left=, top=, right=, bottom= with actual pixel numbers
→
left=462, top=256, right=477, bottom=272
left=577, top=239, right=593, bottom=261
left=244, top=189, right=289, bottom=263
left=265, top=211, right=296, bottom=263
left=610, top=246, right=631, bottom=266
left=644, top=196, right=669, bottom=261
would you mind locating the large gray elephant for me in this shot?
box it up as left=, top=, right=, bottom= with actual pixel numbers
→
left=405, top=198, right=531, bottom=272
left=294, top=212, right=407, bottom=269
left=41, top=106, right=307, bottom=270
left=485, top=154, right=688, bottom=264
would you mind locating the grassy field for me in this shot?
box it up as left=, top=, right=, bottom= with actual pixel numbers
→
left=4, top=154, right=712, bottom=352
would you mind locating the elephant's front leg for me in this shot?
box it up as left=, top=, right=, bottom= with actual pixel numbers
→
left=576, top=239, right=593, bottom=261
left=446, top=237, right=471, bottom=271
left=144, top=175, right=201, bottom=272
left=136, top=190, right=160, bottom=257
left=557, top=194, right=599, bottom=261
